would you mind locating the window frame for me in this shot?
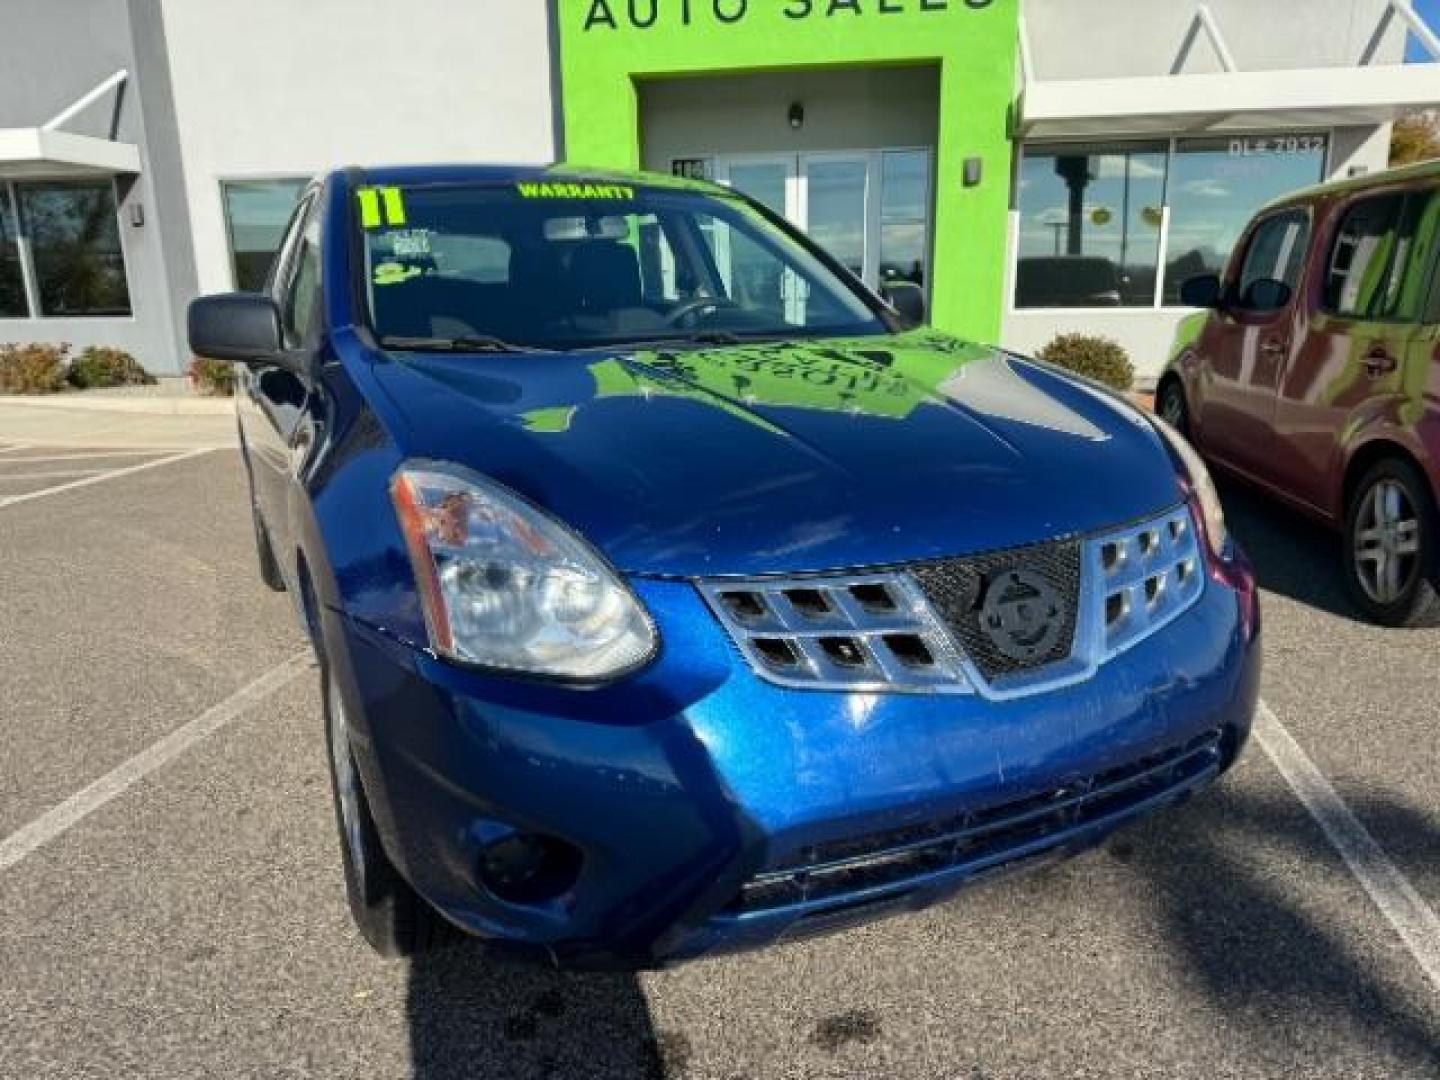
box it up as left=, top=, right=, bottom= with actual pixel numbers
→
left=0, top=176, right=134, bottom=321
left=0, top=181, right=33, bottom=320
left=1010, top=130, right=1334, bottom=314
left=219, top=175, right=312, bottom=293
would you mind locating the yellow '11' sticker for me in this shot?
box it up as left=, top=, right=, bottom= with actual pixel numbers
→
left=357, top=186, right=408, bottom=228
left=516, top=181, right=636, bottom=200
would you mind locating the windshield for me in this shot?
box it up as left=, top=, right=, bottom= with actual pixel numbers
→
left=359, top=180, right=889, bottom=351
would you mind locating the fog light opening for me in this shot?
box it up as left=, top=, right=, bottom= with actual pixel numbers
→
left=478, top=833, right=582, bottom=906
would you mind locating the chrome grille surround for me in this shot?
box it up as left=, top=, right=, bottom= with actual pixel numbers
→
left=698, top=503, right=1204, bottom=701
left=1094, top=505, right=1205, bottom=661
left=695, top=573, right=975, bottom=694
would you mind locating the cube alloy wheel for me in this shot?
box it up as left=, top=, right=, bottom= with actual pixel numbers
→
left=1352, top=478, right=1422, bottom=605
left=1343, top=458, right=1440, bottom=627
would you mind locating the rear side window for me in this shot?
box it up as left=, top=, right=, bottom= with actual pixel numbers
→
left=1393, top=189, right=1440, bottom=322
left=1323, top=191, right=1438, bottom=321
left=1234, top=210, right=1309, bottom=310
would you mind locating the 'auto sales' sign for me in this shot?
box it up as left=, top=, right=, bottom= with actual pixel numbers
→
left=581, top=0, right=993, bottom=31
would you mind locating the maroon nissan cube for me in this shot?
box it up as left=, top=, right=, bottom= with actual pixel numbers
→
left=1160, top=158, right=1440, bottom=627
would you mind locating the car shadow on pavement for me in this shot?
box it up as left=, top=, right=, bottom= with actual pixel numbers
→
left=1120, top=780, right=1440, bottom=1071
left=1216, top=478, right=1359, bottom=622
left=406, top=940, right=673, bottom=1079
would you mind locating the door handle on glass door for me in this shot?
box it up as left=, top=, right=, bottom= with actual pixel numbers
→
left=1363, top=347, right=1397, bottom=375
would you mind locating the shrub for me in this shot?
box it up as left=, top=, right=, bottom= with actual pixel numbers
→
left=190, top=356, right=237, bottom=397
left=1036, top=333, right=1135, bottom=392
left=0, top=343, right=69, bottom=394
left=66, top=346, right=155, bottom=389
left=1390, top=110, right=1440, bottom=167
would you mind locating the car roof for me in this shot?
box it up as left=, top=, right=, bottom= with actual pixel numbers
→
left=1259, top=156, right=1440, bottom=213
left=335, top=162, right=728, bottom=196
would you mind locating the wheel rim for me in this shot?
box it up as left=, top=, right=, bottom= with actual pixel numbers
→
left=1353, top=479, right=1422, bottom=605
left=328, top=677, right=368, bottom=889
left=1160, top=386, right=1184, bottom=428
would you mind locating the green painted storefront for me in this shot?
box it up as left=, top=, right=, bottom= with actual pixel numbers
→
left=556, top=0, right=1019, bottom=344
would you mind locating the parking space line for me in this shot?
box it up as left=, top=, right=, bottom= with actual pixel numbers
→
left=0, top=450, right=182, bottom=464
left=1255, top=701, right=1440, bottom=993
left=0, top=653, right=314, bottom=873
left=0, top=448, right=212, bottom=510
left=0, top=470, right=108, bottom=482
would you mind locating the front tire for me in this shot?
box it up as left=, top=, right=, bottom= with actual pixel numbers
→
left=1342, top=458, right=1440, bottom=627
left=1157, top=376, right=1190, bottom=438
left=323, top=670, right=448, bottom=956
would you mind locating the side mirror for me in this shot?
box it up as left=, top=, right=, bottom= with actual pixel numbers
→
left=188, top=293, right=283, bottom=363
left=1179, top=274, right=1222, bottom=309
left=881, top=280, right=927, bottom=327
left=1240, top=277, right=1293, bottom=313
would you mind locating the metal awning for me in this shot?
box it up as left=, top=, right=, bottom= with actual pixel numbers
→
left=0, top=70, right=139, bottom=179
left=1020, top=64, right=1440, bottom=139
left=1016, top=0, right=1440, bottom=139
left=0, top=127, right=140, bottom=179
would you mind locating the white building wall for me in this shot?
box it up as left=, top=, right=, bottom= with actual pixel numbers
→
left=1024, top=0, right=1408, bottom=79
left=158, top=0, right=556, bottom=295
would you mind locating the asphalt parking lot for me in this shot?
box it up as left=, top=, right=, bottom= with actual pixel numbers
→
left=2, top=438, right=1439, bottom=1079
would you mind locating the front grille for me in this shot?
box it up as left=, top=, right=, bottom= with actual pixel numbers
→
left=696, top=504, right=1205, bottom=699
left=695, top=573, right=972, bottom=693
left=911, top=539, right=1081, bottom=683
left=1094, top=507, right=1204, bottom=659
left=727, top=728, right=1225, bottom=914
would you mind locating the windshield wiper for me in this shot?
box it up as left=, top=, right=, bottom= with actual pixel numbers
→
left=377, top=334, right=546, bottom=355
left=592, top=330, right=752, bottom=351
left=677, top=330, right=744, bottom=345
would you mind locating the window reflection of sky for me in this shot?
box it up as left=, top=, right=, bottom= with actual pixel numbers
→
left=1164, top=140, right=1327, bottom=301
left=1017, top=138, right=1327, bottom=308
left=1017, top=144, right=1167, bottom=307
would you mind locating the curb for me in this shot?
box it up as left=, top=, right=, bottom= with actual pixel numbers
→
left=0, top=393, right=235, bottom=417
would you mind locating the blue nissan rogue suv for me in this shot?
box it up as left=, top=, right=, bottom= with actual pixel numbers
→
left=189, top=165, right=1261, bottom=966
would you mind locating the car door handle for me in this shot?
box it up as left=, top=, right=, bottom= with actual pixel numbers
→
left=1362, top=347, right=1397, bottom=375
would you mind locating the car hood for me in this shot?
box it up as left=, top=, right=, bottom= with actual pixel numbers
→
left=369, top=331, right=1185, bottom=577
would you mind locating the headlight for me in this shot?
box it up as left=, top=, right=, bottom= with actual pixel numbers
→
left=391, top=463, right=657, bottom=680
left=1149, top=415, right=1229, bottom=560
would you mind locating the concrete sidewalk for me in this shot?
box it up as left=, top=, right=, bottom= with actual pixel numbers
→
left=0, top=399, right=236, bottom=449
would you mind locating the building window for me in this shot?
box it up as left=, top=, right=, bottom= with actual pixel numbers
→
left=1164, top=136, right=1329, bottom=303
left=17, top=181, right=132, bottom=317
left=1016, top=134, right=1329, bottom=310
left=222, top=179, right=309, bottom=291
left=0, top=186, right=25, bottom=318
left=880, top=150, right=930, bottom=290
left=1015, top=143, right=1168, bottom=309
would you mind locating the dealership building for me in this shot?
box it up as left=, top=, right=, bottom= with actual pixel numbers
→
left=1, top=0, right=1437, bottom=382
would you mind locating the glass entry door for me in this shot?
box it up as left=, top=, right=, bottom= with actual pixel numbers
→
left=710, top=149, right=931, bottom=297
left=801, top=154, right=868, bottom=283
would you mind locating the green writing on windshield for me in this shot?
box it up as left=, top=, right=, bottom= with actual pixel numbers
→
left=517, top=181, right=636, bottom=200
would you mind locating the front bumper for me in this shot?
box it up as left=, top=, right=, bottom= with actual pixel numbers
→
left=323, top=559, right=1260, bottom=968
